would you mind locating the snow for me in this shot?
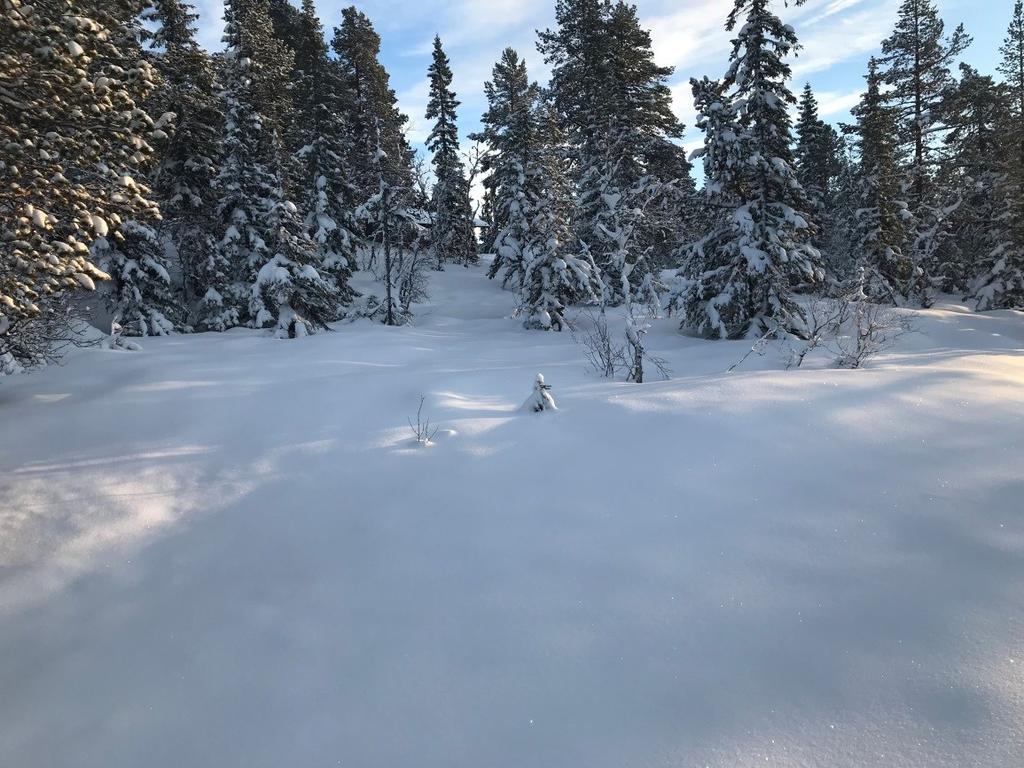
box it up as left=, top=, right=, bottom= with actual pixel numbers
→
left=1, top=261, right=1023, bottom=767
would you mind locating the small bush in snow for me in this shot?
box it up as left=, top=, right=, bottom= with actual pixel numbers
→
left=408, top=395, right=440, bottom=445
left=574, top=310, right=626, bottom=378
left=573, top=309, right=669, bottom=382
left=524, top=373, right=557, bottom=412
left=834, top=302, right=913, bottom=369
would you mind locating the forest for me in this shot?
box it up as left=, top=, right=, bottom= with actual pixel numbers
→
left=2, top=0, right=1022, bottom=373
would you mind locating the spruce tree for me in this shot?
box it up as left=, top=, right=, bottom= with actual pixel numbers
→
left=91, top=219, right=179, bottom=335
left=472, top=49, right=540, bottom=289
left=0, top=0, right=162, bottom=337
left=540, top=0, right=689, bottom=305
left=972, top=1, right=1024, bottom=309
left=331, top=8, right=414, bottom=205
left=880, top=0, right=971, bottom=210
left=148, top=0, right=223, bottom=313
left=519, top=101, right=600, bottom=330
left=425, top=36, right=477, bottom=268
left=793, top=86, right=845, bottom=278
left=880, top=0, right=971, bottom=300
left=794, top=84, right=842, bottom=218
left=355, top=126, right=423, bottom=326
left=669, top=0, right=821, bottom=340
left=290, top=0, right=357, bottom=308
left=938, top=65, right=1007, bottom=293
left=850, top=58, right=915, bottom=303
left=205, top=0, right=335, bottom=336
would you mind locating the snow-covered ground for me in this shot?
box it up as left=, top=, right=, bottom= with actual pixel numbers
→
left=2, top=262, right=1023, bottom=768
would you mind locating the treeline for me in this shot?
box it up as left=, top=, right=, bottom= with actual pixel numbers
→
left=1, top=0, right=1022, bottom=372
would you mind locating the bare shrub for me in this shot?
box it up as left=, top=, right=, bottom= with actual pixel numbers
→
left=573, top=309, right=626, bottom=378
left=408, top=395, right=439, bottom=445
left=574, top=308, right=670, bottom=382
left=834, top=302, right=913, bottom=369
left=0, top=296, right=100, bottom=374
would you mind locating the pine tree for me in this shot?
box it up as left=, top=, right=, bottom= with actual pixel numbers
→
left=938, top=65, right=1008, bottom=293
left=354, top=128, right=424, bottom=326
left=290, top=0, right=357, bottom=308
left=148, top=0, right=223, bottom=314
left=669, top=0, right=821, bottom=340
left=519, top=101, right=600, bottom=330
left=251, top=196, right=341, bottom=337
left=850, top=58, right=915, bottom=303
left=880, top=0, right=971, bottom=300
left=971, top=1, right=1024, bottom=309
left=92, top=219, right=179, bottom=335
left=794, top=84, right=842, bottom=218
left=331, top=8, right=414, bottom=205
left=0, top=0, right=162, bottom=339
left=204, top=0, right=334, bottom=336
left=794, top=86, right=846, bottom=279
left=880, top=0, right=971, bottom=210
left=425, top=36, right=477, bottom=268
left=472, top=49, right=540, bottom=289
left=539, top=0, right=690, bottom=305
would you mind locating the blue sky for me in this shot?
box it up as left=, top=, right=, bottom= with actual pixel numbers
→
left=191, top=0, right=1008, bottom=161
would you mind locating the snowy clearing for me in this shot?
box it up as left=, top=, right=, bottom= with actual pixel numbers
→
left=2, top=263, right=1023, bottom=768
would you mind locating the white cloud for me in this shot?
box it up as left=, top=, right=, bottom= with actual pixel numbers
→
left=817, top=89, right=862, bottom=117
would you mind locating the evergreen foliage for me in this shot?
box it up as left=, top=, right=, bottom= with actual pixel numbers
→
left=425, top=36, right=477, bottom=267
left=669, top=0, right=821, bottom=340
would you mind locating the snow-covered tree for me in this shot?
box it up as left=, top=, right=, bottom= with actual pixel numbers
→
left=539, top=0, right=690, bottom=305
left=147, top=0, right=222, bottom=312
left=880, top=0, right=971, bottom=299
left=0, top=0, right=163, bottom=340
left=331, top=8, right=415, bottom=206
left=472, top=49, right=541, bottom=290
left=290, top=0, right=357, bottom=308
left=669, top=0, right=822, bottom=340
left=425, top=36, right=477, bottom=267
left=850, top=58, right=915, bottom=304
left=880, top=0, right=971, bottom=211
left=473, top=50, right=599, bottom=327
left=794, top=84, right=843, bottom=225
left=250, top=197, right=341, bottom=337
left=356, top=129, right=424, bottom=326
left=971, top=0, right=1024, bottom=309
left=519, top=102, right=600, bottom=330
left=200, top=0, right=296, bottom=331
left=92, top=219, right=179, bottom=336
left=937, top=65, right=1008, bottom=293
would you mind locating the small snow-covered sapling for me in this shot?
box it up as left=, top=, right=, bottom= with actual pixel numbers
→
left=524, top=373, right=557, bottom=412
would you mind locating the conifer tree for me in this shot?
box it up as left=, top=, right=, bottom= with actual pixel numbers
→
left=148, top=0, right=222, bottom=312
left=880, top=0, right=971, bottom=210
left=251, top=196, right=341, bottom=337
left=92, top=219, right=179, bottom=335
left=290, top=0, right=357, bottom=307
left=204, top=0, right=333, bottom=336
left=472, top=49, right=540, bottom=289
left=669, top=0, right=821, bottom=340
left=794, top=84, right=842, bottom=216
left=519, top=101, right=600, bottom=330
left=331, top=8, right=415, bottom=205
left=938, top=65, right=1007, bottom=293
left=540, top=1, right=690, bottom=304
left=425, top=36, right=477, bottom=268
left=850, top=58, right=915, bottom=303
left=971, top=1, right=1024, bottom=309
left=880, top=0, right=970, bottom=300
left=474, top=52, right=598, bottom=325
left=0, top=0, right=163, bottom=340
left=355, top=126, right=423, bottom=326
